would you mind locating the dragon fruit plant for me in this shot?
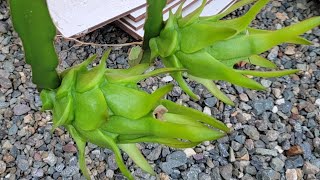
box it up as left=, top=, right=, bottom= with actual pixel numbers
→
left=8, top=0, right=320, bottom=179
left=149, top=0, right=320, bottom=105
left=40, top=50, right=229, bottom=179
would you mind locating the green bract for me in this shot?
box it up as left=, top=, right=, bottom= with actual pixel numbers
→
left=41, top=50, right=229, bottom=180
left=149, top=0, right=320, bottom=105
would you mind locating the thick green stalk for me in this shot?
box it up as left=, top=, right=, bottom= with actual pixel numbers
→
left=9, top=0, right=60, bottom=89
left=141, top=0, right=167, bottom=63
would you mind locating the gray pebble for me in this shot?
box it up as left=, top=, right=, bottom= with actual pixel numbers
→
left=270, top=158, right=285, bottom=171
left=303, top=162, right=320, bottom=174
left=252, top=99, right=274, bottom=115
left=211, top=167, right=222, bottom=180
left=256, top=169, right=280, bottom=180
left=0, top=160, right=6, bottom=174
left=107, top=154, right=118, bottom=170
left=61, top=166, right=79, bottom=177
left=219, top=164, right=232, bottom=180
left=187, top=167, right=201, bottom=180
left=243, top=126, right=260, bottom=140
left=13, top=104, right=31, bottom=116
left=147, top=145, right=162, bottom=161
left=204, top=97, right=217, bottom=107
left=285, top=156, right=304, bottom=169
left=261, top=79, right=272, bottom=88
left=255, top=148, right=278, bottom=157
left=245, top=165, right=257, bottom=175
left=32, top=168, right=44, bottom=177
left=266, top=130, right=279, bottom=142
left=267, top=46, right=279, bottom=60
left=8, top=124, right=18, bottom=136
left=17, top=158, right=29, bottom=171
left=43, top=152, right=57, bottom=166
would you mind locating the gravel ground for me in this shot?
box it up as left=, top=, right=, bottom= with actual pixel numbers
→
left=1, top=0, right=320, bottom=180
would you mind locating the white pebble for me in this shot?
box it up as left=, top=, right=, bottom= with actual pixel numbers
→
left=272, top=106, right=278, bottom=113
left=315, top=99, right=320, bottom=107
left=161, top=76, right=173, bottom=82
left=275, top=145, right=284, bottom=154
left=184, top=148, right=196, bottom=158
left=275, top=98, right=285, bottom=105
left=203, top=106, right=211, bottom=115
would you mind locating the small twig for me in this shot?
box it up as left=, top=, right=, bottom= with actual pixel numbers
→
left=55, top=35, right=142, bottom=47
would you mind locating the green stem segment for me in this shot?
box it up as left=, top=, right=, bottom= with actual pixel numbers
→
left=141, top=0, right=167, bottom=63
left=9, top=0, right=60, bottom=89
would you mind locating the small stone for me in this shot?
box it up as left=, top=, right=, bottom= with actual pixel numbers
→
left=286, top=169, right=297, bottom=180
left=219, top=164, right=232, bottom=180
left=199, top=173, right=211, bottom=180
left=274, top=146, right=284, bottom=154
left=285, top=46, right=296, bottom=55
left=229, top=148, right=236, bottom=162
left=0, top=77, right=11, bottom=89
left=160, top=151, right=187, bottom=174
left=296, top=64, right=307, bottom=71
left=303, top=162, right=320, bottom=174
left=43, top=152, right=57, bottom=166
left=17, top=159, right=29, bottom=171
left=167, top=151, right=187, bottom=163
left=32, top=168, right=44, bottom=177
left=218, top=144, right=229, bottom=157
left=159, top=173, right=170, bottom=180
left=107, top=154, right=118, bottom=170
left=268, top=46, right=279, bottom=60
left=270, top=158, right=285, bottom=171
left=8, top=124, right=18, bottom=135
left=245, top=166, right=257, bottom=175
left=266, top=130, right=279, bottom=141
left=2, top=140, right=12, bottom=149
left=272, top=88, right=282, bottom=98
left=63, top=144, right=77, bottom=153
left=187, top=167, right=201, bottom=180
left=272, top=106, right=278, bottom=113
left=275, top=98, right=285, bottom=105
left=261, top=79, right=272, bottom=88
left=13, top=104, right=31, bottom=116
left=0, top=22, right=8, bottom=33
left=252, top=99, right=273, bottom=115
left=184, top=148, right=196, bottom=158
left=203, top=106, right=211, bottom=115
left=285, top=156, right=304, bottom=169
left=0, top=161, right=6, bottom=174
left=255, top=148, right=278, bottom=157
left=243, top=126, right=260, bottom=140
left=286, top=145, right=304, bottom=156
left=257, top=169, right=280, bottom=180
left=315, top=99, right=320, bottom=107
left=106, top=169, right=114, bottom=178
left=275, top=12, right=288, bottom=21
left=204, top=97, right=217, bottom=108
left=193, top=154, right=204, bottom=161
left=161, top=76, right=173, bottom=82
left=147, top=145, right=162, bottom=161
left=61, top=166, right=79, bottom=177
left=239, top=93, right=249, bottom=102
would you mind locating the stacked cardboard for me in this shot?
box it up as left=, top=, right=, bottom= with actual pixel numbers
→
left=47, top=0, right=236, bottom=39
